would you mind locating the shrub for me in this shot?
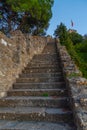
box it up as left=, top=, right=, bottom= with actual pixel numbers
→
left=61, top=37, right=87, bottom=78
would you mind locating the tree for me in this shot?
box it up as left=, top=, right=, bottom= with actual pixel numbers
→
left=54, top=23, right=68, bottom=45
left=69, top=32, right=83, bottom=45
left=0, top=1, right=17, bottom=34
left=83, top=34, right=87, bottom=45
left=84, top=34, right=87, bottom=40
left=0, top=0, right=54, bottom=35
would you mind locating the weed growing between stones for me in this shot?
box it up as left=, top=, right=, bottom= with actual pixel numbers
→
left=42, top=93, right=49, bottom=97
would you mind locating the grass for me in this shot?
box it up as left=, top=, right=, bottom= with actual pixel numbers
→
left=68, top=72, right=81, bottom=78
left=42, top=93, right=49, bottom=97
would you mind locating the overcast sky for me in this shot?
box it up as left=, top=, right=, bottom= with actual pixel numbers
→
left=47, top=0, right=87, bottom=36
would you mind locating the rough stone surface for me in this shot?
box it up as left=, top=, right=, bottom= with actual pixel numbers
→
left=56, top=39, right=87, bottom=130
left=0, top=120, right=76, bottom=130
left=0, top=31, right=51, bottom=96
left=0, top=40, right=76, bottom=129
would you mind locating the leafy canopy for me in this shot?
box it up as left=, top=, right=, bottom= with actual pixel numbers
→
left=0, top=0, right=54, bottom=35
left=69, top=32, right=83, bottom=45
left=54, top=22, right=87, bottom=78
left=54, top=22, right=68, bottom=45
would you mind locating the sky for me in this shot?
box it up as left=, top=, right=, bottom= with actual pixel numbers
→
left=47, top=0, right=87, bottom=36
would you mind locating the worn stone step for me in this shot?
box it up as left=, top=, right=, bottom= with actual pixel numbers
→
left=30, top=59, right=59, bottom=64
left=19, top=72, right=62, bottom=78
left=32, top=55, right=59, bottom=59
left=13, top=82, right=66, bottom=89
left=34, top=52, right=58, bottom=58
left=0, top=107, right=73, bottom=123
left=0, top=96, right=69, bottom=108
left=24, top=66, right=61, bottom=71
left=25, top=64, right=60, bottom=69
left=7, top=88, right=68, bottom=97
left=27, top=64, right=59, bottom=69
left=28, top=61, right=59, bottom=66
left=0, top=120, right=76, bottom=130
left=16, top=77, right=64, bottom=83
left=0, top=42, right=77, bottom=130
left=36, top=53, right=58, bottom=55
left=42, top=45, right=57, bottom=53
left=42, top=51, right=57, bottom=54
left=33, top=53, right=58, bottom=58
left=22, top=68, right=60, bottom=73
left=32, top=57, right=59, bottom=62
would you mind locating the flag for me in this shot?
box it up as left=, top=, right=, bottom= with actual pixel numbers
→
left=71, top=20, right=74, bottom=27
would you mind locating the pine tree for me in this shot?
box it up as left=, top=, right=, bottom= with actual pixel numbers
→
left=0, top=0, right=54, bottom=35
left=54, top=23, right=68, bottom=45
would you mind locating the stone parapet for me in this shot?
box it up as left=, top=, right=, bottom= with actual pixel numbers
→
left=56, top=39, right=87, bottom=130
left=0, top=30, right=50, bottom=97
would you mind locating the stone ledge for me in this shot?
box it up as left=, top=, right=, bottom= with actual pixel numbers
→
left=56, top=39, right=87, bottom=130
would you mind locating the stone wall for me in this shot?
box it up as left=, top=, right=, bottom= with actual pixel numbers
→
left=0, top=30, right=50, bottom=97
left=56, top=39, right=87, bottom=130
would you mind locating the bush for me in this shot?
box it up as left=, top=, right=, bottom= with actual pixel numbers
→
left=61, top=37, right=87, bottom=78
left=69, top=32, right=83, bottom=45
left=75, top=42, right=87, bottom=53
left=74, top=42, right=87, bottom=78
left=54, top=23, right=87, bottom=78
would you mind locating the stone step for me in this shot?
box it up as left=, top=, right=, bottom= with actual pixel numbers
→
left=27, top=64, right=59, bottom=68
left=32, top=57, right=59, bottom=61
left=0, top=107, right=73, bottom=123
left=22, top=68, right=60, bottom=73
left=13, top=82, right=66, bottom=89
left=0, top=120, right=76, bottom=130
left=0, top=42, right=77, bottom=130
left=28, top=61, right=59, bottom=66
left=25, top=64, right=60, bottom=69
left=24, top=66, right=61, bottom=70
left=42, top=46, right=57, bottom=54
left=33, top=53, right=58, bottom=58
left=0, top=96, right=69, bottom=108
left=16, top=77, right=64, bottom=83
left=30, top=59, right=59, bottom=63
left=32, top=55, right=59, bottom=59
left=42, top=52, right=57, bottom=54
left=7, top=88, right=68, bottom=97
left=35, top=52, right=58, bottom=54
left=42, top=49, right=57, bottom=53
left=19, top=72, right=62, bottom=78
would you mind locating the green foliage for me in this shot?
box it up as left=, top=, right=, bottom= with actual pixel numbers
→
left=84, top=34, right=87, bottom=39
left=54, top=23, right=68, bottom=45
left=65, top=39, right=87, bottom=78
left=0, top=0, right=54, bottom=35
left=7, top=0, right=54, bottom=35
left=74, top=42, right=87, bottom=78
left=77, top=52, right=87, bottom=62
left=64, top=37, right=81, bottom=66
left=74, top=42, right=87, bottom=63
left=0, top=12, right=2, bottom=18
left=54, top=22, right=87, bottom=78
left=69, top=32, right=83, bottom=45
left=42, top=93, right=49, bottom=97
left=68, top=72, right=81, bottom=78
left=75, top=43, right=87, bottom=53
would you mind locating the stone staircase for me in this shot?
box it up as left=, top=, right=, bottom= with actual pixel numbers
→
left=0, top=42, right=77, bottom=130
